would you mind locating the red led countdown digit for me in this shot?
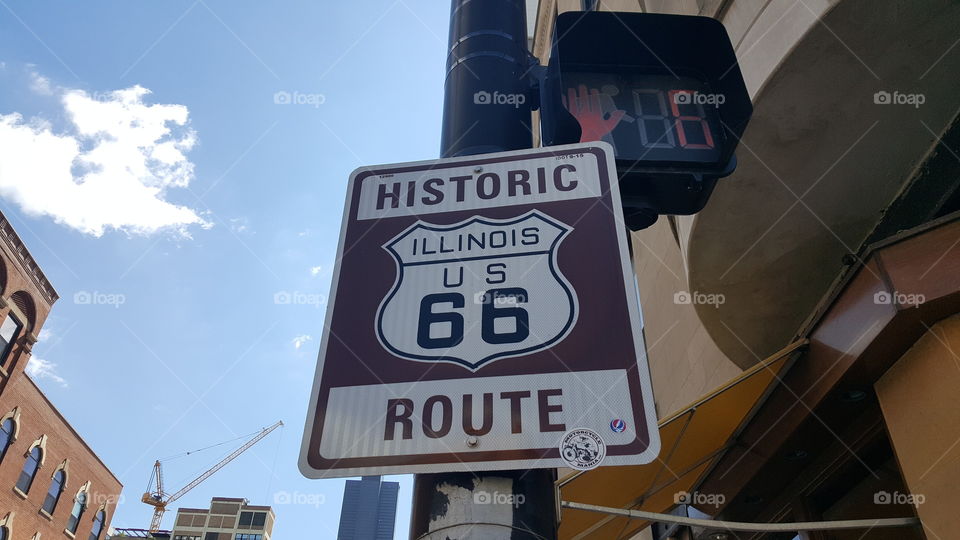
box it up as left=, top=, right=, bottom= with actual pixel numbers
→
left=668, top=89, right=715, bottom=150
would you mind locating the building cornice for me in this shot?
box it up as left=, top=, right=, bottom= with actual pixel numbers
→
left=0, top=213, right=59, bottom=304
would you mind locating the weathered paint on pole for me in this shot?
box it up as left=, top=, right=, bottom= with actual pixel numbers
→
left=411, top=470, right=557, bottom=539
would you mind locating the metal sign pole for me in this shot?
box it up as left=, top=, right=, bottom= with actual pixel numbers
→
left=409, top=1, right=558, bottom=538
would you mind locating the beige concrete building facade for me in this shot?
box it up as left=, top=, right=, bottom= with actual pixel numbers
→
left=531, top=1, right=960, bottom=539
left=170, top=498, right=274, bottom=540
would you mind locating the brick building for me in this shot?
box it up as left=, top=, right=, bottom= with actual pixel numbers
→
left=0, top=212, right=123, bottom=539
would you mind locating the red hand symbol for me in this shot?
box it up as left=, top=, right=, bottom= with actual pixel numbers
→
left=562, top=85, right=626, bottom=143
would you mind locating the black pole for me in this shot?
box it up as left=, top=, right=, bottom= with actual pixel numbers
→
left=439, top=0, right=533, bottom=158
left=410, top=1, right=557, bottom=539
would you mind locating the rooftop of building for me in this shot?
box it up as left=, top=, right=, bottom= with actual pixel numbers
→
left=107, top=529, right=171, bottom=538
left=0, top=211, right=59, bottom=304
left=176, top=497, right=275, bottom=516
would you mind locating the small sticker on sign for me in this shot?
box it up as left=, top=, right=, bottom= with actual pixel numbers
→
left=559, top=428, right=606, bottom=470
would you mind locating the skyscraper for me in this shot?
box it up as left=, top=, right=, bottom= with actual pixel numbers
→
left=336, top=476, right=399, bottom=540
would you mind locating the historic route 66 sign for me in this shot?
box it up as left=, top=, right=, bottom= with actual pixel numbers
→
left=377, top=212, right=577, bottom=370
left=300, top=142, right=660, bottom=478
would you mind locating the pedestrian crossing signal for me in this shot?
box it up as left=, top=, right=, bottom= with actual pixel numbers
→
left=540, top=12, right=753, bottom=229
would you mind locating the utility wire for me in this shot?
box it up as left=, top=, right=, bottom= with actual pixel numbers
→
left=159, top=429, right=263, bottom=462
left=165, top=446, right=236, bottom=495
left=263, top=423, right=285, bottom=505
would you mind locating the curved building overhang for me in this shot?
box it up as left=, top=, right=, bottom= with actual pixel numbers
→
left=680, top=0, right=960, bottom=367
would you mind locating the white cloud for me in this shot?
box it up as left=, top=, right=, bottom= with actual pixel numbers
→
left=28, top=70, right=53, bottom=95
left=26, top=357, right=68, bottom=387
left=292, top=334, right=312, bottom=349
left=37, top=328, right=53, bottom=342
left=228, top=217, right=251, bottom=234
left=309, top=265, right=323, bottom=277
left=0, top=77, right=210, bottom=237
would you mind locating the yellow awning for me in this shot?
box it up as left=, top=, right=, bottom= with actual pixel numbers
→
left=557, top=340, right=806, bottom=540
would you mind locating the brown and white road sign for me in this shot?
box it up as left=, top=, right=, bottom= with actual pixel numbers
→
left=299, top=142, right=660, bottom=478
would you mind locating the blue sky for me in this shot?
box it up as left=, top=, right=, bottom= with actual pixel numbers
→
left=0, top=0, right=452, bottom=536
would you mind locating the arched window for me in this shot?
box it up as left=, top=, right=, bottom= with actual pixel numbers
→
left=0, top=418, right=13, bottom=464
left=88, top=510, right=105, bottom=540
left=15, top=446, right=41, bottom=493
left=0, top=510, right=11, bottom=540
left=0, top=312, right=21, bottom=367
left=42, top=468, right=66, bottom=514
left=9, top=291, right=36, bottom=329
left=67, top=491, right=87, bottom=534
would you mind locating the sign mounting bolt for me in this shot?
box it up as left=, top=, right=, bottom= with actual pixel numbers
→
left=474, top=166, right=483, bottom=173
left=466, top=436, right=479, bottom=448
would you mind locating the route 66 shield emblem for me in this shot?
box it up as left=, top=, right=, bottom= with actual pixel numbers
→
left=376, top=210, right=578, bottom=370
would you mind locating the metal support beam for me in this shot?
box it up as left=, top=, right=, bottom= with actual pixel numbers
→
left=561, top=501, right=921, bottom=533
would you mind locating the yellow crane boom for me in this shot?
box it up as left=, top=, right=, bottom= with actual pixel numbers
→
left=141, top=421, right=283, bottom=532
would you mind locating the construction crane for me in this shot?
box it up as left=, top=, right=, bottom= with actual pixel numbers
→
left=141, top=421, right=283, bottom=532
